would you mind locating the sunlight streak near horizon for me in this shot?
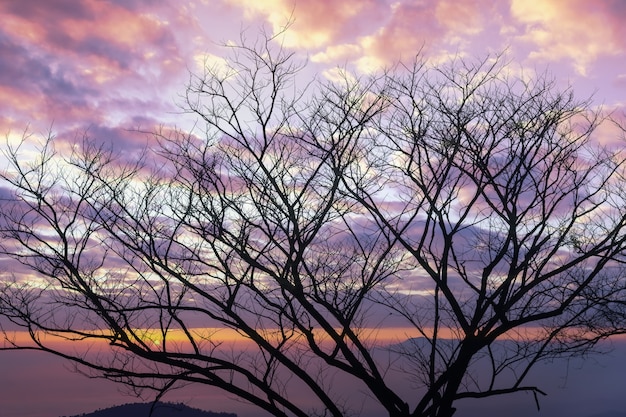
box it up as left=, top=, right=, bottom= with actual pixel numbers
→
left=7, top=325, right=624, bottom=354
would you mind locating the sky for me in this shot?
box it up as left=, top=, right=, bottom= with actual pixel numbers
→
left=1, top=0, right=626, bottom=416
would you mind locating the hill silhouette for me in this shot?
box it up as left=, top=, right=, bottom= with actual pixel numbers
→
left=59, top=402, right=237, bottom=417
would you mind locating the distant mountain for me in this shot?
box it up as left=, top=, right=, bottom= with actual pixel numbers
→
left=59, top=402, right=237, bottom=417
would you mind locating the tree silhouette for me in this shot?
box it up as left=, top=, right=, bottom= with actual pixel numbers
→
left=1, top=33, right=626, bottom=417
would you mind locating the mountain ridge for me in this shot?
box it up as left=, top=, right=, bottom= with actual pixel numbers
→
left=58, top=401, right=237, bottom=417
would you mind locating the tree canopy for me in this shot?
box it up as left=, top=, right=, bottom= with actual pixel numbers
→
left=2, top=34, right=626, bottom=417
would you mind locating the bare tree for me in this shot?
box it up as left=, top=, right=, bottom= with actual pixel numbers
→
left=1, top=33, right=626, bottom=417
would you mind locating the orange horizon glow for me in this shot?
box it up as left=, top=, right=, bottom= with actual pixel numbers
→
left=5, top=326, right=625, bottom=353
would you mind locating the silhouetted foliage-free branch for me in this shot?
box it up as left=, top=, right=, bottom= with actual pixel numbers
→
left=2, top=32, right=626, bottom=417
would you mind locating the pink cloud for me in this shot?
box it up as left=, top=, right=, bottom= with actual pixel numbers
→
left=223, top=0, right=389, bottom=50
left=305, top=0, right=505, bottom=72
left=434, top=0, right=497, bottom=36
left=0, top=0, right=192, bottom=135
left=511, top=0, right=626, bottom=75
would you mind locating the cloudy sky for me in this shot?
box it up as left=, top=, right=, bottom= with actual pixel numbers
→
left=1, top=0, right=625, bottom=142
left=1, top=1, right=626, bottom=416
